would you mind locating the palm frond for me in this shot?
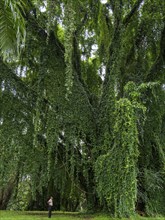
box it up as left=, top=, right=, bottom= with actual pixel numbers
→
left=0, top=0, right=26, bottom=58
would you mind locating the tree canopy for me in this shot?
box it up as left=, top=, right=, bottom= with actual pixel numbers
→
left=0, top=0, right=165, bottom=217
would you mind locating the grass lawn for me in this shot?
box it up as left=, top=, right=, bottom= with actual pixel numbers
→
left=0, top=211, right=165, bottom=220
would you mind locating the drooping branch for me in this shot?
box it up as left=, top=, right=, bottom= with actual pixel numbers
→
left=75, top=13, right=88, bottom=36
left=160, top=22, right=165, bottom=60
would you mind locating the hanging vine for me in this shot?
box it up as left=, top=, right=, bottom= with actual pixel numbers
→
left=63, top=0, right=76, bottom=99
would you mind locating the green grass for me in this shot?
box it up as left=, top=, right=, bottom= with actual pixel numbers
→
left=0, top=211, right=165, bottom=220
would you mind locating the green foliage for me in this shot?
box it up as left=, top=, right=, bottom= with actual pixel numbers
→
left=97, top=4, right=113, bottom=63
left=81, top=58, right=102, bottom=97
left=95, top=98, right=140, bottom=217
left=63, top=0, right=76, bottom=99
left=57, top=25, right=64, bottom=44
left=0, top=0, right=165, bottom=217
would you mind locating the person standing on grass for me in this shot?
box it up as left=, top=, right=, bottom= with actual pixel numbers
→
left=47, top=196, right=53, bottom=218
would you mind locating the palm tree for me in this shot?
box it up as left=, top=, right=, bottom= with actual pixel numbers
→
left=0, top=0, right=27, bottom=58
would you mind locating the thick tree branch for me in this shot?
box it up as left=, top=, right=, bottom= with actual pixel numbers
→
left=146, top=24, right=165, bottom=81
left=123, top=0, right=144, bottom=26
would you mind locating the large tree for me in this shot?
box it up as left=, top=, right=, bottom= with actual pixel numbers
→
left=0, top=0, right=165, bottom=217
